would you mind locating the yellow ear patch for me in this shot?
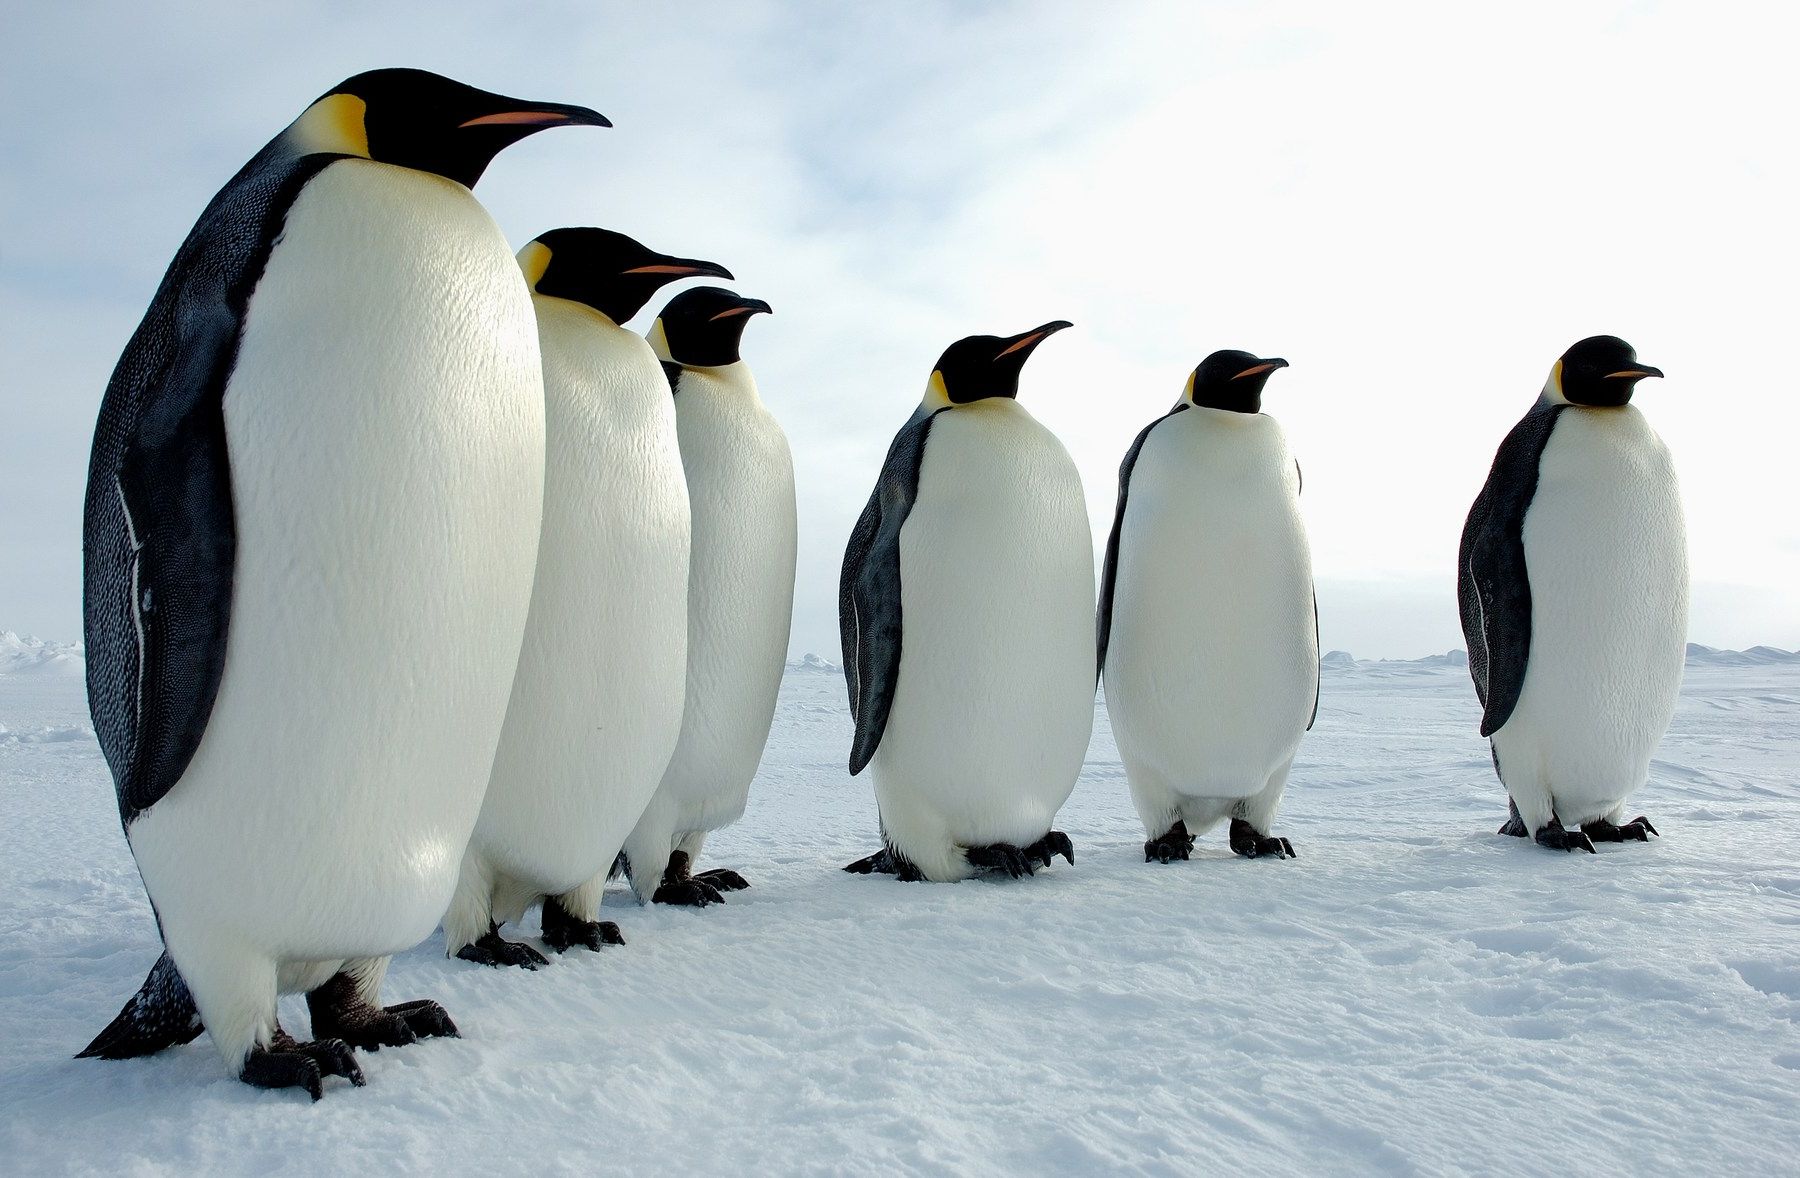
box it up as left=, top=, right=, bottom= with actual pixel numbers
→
left=923, top=370, right=952, bottom=410
left=516, top=241, right=553, bottom=290
left=1182, top=370, right=1197, bottom=404
left=646, top=318, right=673, bottom=362
left=1551, top=358, right=1564, bottom=397
left=290, top=93, right=371, bottom=159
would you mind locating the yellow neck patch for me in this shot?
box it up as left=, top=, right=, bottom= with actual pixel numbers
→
left=922, top=370, right=952, bottom=410
left=516, top=241, right=553, bottom=291
left=289, top=93, right=371, bottom=159
left=1181, top=370, right=1197, bottom=405
left=646, top=318, right=673, bottom=362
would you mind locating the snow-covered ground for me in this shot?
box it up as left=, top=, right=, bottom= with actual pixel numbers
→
left=2, top=636, right=1798, bottom=1174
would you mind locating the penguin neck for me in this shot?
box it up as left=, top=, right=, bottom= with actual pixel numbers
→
left=675, top=360, right=762, bottom=407
left=534, top=293, right=630, bottom=335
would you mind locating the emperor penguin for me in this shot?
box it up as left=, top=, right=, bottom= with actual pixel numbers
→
left=77, top=69, right=607, bottom=1099
left=1098, top=352, right=1317, bottom=863
left=1459, top=335, right=1685, bottom=852
left=444, top=230, right=724, bottom=966
left=617, top=287, right=794, bottom=907
left=840, top=322, right=1092, bottom=882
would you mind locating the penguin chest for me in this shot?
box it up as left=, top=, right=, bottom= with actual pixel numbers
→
left=661, top=378, right=798, bottom=815
left=1503, top=407, right=1688, bottom=794
left=874, top=403, right=1095, bottom=836
left=476, top=308, right=691, bottom=888
left=1107, top=411, right=1317, bottom=790
left=128, top=160, right=545, bottom=955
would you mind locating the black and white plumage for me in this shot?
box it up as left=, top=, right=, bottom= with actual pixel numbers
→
left=79, top=69, right=607, bottom=1099
left=1458, top=335, right=1685, bottom=853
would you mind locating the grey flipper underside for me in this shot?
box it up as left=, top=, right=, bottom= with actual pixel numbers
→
left=840, top=406, right=944, bottom=774
left=84, top=138, right=339, bottom=826
left=1458, top=400, right=1565, bottom=736
left=1096, top=403, right=1189, bottom=680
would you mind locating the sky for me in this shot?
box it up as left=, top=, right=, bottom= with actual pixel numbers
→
left=2, top=0, right=1796, bottom=659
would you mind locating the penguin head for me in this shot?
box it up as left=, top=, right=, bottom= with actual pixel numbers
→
left=519, top=229, right=733, bottom=326
left=649, top=287, right=773, bottom=369
left=1550, top=335, right=1663, bottom=407
left=1183, top=351, right=1290, bottom=414
left=290, top=68, right=609, bottom=189
left=925, top=321, right=1073, bottom=407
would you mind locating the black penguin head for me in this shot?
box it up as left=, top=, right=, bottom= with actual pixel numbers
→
left=291, top=68, right=609, bottom=189
left=1184, top=350, right=1290, bottom=413
left=1554, top=335, right=1663, bottom=407
left=521, top=229, right=733, bottom=326
left=928, top=321, right=1073, bottom=406
left=651, top=287, right=773, bottom=368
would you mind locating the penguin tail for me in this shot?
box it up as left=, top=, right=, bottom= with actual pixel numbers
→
left=77, top=951, right=204, bottom=1059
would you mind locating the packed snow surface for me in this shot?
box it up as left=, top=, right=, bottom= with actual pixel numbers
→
left=2, top=643, right=1798, bottom=1174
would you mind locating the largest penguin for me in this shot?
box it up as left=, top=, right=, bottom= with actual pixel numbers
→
left=840, top=323, right=1091, bottom=882
left=443, top=229, right=725, bottom=966
left=78, top=69, right=606, bottom=1098
left=1458, top=335, right=1686, bottom=852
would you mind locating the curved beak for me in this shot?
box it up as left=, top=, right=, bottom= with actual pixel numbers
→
left=995, top=319, right=1074, bottom=361
left=709, top=297, right=773, bottom=321
left=459, top=101, right=611, bottom=130
left=1233, top=357, right=1290, bottom=381
left=1605, top=365, right=1663, bottom=381
left=623, top=257, right=735, bottom=281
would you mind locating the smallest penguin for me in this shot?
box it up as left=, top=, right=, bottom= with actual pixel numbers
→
left=1099, top=351, right=1318, bottom=863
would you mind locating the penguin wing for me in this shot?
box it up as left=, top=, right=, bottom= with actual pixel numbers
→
left=841, top=407, right=942, bottom=774
left=1458, top=401, right=1565, bottom=737
left=83, top=146, right=336, bottom=825
left=1097, top=405, right=1189, bottom=679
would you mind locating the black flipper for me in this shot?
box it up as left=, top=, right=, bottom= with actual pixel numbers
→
left=1096, top=404, right=1188, bottom=680
left=841, top=406, right=944, bottom=774
left=77, top=950, right=203, bottom=1059
left=84, top=139, right=340, bottom=826
left=1458, top=400, right=1565, bottom=737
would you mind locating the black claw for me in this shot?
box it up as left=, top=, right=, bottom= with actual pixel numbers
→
left=966, top=843, right=1037, bottom=879
left=1534, top=821, right=1596, bottom=854
left=1144, top=821, right=1195, bottom=864
left=307, top=973, right=460, bottom=1052
left=244, top=1030, right=364, bottom=1100
left=456, top=930, right=549, bottom=970
left=1229, top=818, right=1294, bottom=860
left=653, top=878, right=725, bottom=907
left=693, top=868, right=750, bottom=891
left=385, top=999, right=459, bottom=1040
left=843, top=846, right=926, bottom=881
left=541, top=898, right=625, bottom=952
left=1580, top=815, right=1660, bottom=844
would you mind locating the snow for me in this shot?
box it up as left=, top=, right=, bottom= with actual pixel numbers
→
left=2, top=642, right=1798, bottom=1173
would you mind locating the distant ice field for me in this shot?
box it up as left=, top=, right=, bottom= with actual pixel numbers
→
left=1, top=635, right=1797, bottom=1174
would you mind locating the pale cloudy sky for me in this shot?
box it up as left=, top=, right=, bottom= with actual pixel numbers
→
left=3, top=0, right=1796, bottom=658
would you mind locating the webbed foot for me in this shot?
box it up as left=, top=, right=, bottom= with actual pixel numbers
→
left=693, top=868, right=750, bottom=891
left=540, top=896, right=624, bottom=952
left=1582, top=815, right=1659, bottom=843
left=241, top=1028, right=364, bottom=1101
left=1145, top=820, right=1196, bottom=863
left=305, top=973, right=458, bottom=1050
left=842, top=847, right=927, bottom=881
left=654, top=878, right=726, bottom=906
left=1021, top=830, right=1074, bottom=868
left=965, top=843, right=1035, bottom=879
left=1499, top=798, right=1529, bottom=837
left=1229, top=818, right=1296, bottom=860
left=1534, top=818, right=1596, bottom=854
left=454, top=926, right=549, bottom=970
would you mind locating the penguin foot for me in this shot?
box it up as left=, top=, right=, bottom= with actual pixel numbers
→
left=842, top=848, right=926, bottom=882
left=965, top=843, right=1036, bottom=879
left=1582, top=815, right=1660, bottom=843
left=653, top=878, right=727, bottom=906
left=693, top=868, right=751, bottom=892
left=241, top=1029, right=364, bottom=1101
left=455, top=927, right=550, bottom=970
left=1499, top=798, right=1529, bottom=837
left=1145, top=821, right=1197, bottom=864
left=305, top=973, right=458, bottom=1050
left=1021, top=831, right=1075, bottom=868
left=1533, top=819, right=1596, bottom=854
left=1229, top=818, right=1296, bottom=860
left=540, top=897, right=624, bottom=951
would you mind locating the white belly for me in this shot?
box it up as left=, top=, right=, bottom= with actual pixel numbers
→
left=872, top=401, right=1095, bottom=878
left=471, top=300, right=691, bottom=893
left=129, top=160, right=545, bottom=961
left=1104, top=408, right=1317, bottom=799
left=1493, top=405, right=1688, bottom=824
left=656, top=368, right=796, bottom=832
